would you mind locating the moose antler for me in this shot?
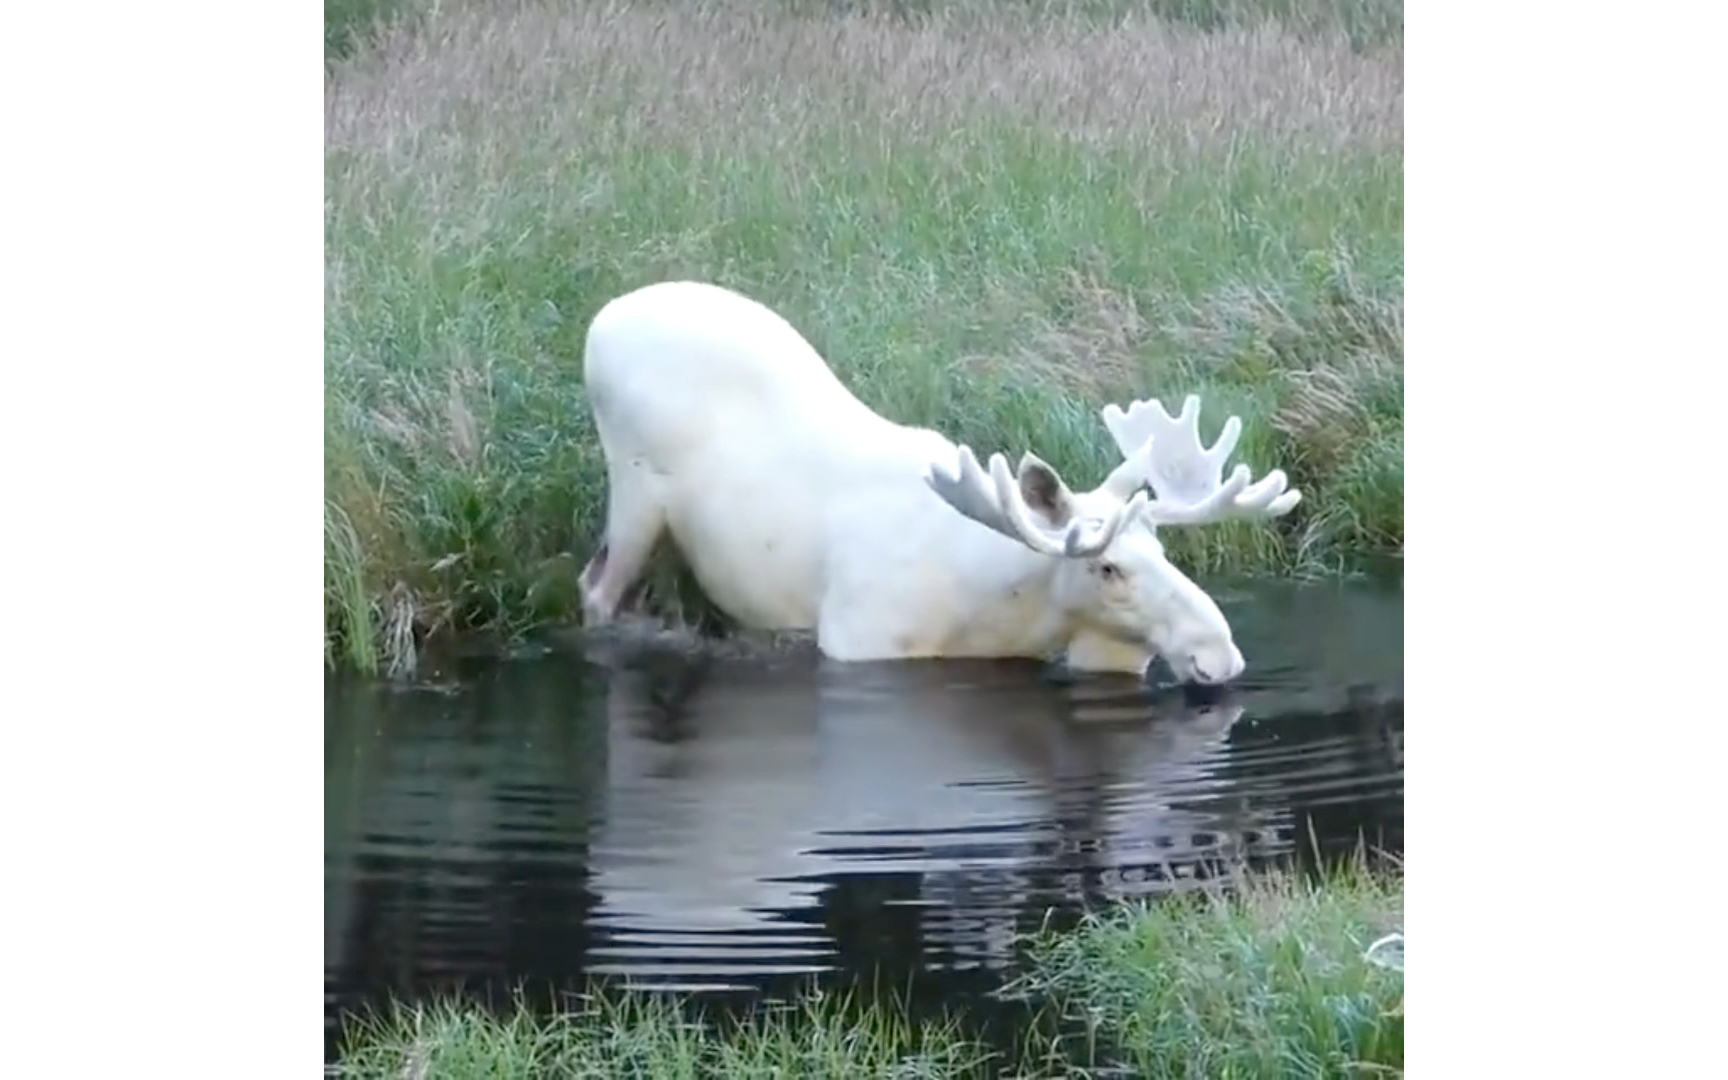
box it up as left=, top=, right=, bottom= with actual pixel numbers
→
left=1100, top=394, right=1301, bottom=526
left=925, top=444, right=1148, bottom=558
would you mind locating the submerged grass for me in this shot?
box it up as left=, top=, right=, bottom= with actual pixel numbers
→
left=324, top=0, right=1403, bottom=674
left=331, top=864, right=1404, bottom=1078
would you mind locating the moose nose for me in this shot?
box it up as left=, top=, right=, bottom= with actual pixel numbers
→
left=1186, top=647, right=1245, bottom=685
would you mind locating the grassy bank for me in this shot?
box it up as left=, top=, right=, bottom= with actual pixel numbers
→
left=1008, top=859, right=1405, bottom=1076
left=324, top=0, right=1404, bottom=675
left=334, top=988, right=987, bottom=1080
left=332, top=865, right=1404, bottom=1077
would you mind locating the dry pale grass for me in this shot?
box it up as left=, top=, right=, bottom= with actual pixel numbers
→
left=326, top=0, right=1401, bottom=192
left=959, top=266, right=1153, bottom=398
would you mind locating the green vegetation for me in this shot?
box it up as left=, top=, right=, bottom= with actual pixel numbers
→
left=1008, top=860, right=1405, bottom=1077
left=325, top=0, right=422, bottom=62
left=324, top=0, right=1404, bottom=674
left=331, top=865, right=1404, bottom=1077
left=333, top=988, right=988, bottom=1080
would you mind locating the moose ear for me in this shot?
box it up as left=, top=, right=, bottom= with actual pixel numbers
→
left=1016, top=453, right=1075, bottom=526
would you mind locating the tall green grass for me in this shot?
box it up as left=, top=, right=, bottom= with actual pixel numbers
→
left=334, top=987, right=991, bottom=1079
left=325, top=0, right=419, bottom=61
left=325, top=0, right=1403, bottom=674
left=1007, top=861, right=1405, bottom=1077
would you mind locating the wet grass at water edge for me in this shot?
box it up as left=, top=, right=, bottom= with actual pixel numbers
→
left=324, top=0, right=1404, bottom=675
left=331, top=864, right=1404, bottom=1078
left=1006, top=858, right=1405, bottom=1076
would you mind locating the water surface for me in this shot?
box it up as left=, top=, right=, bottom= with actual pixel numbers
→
left=325, top=579, right=1402, bottom=1057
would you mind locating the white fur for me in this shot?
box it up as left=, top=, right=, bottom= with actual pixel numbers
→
left=577, top=281, right=1301, bottom=683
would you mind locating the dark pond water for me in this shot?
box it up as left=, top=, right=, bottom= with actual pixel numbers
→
left=325, top=578, right=1403, bottom=1061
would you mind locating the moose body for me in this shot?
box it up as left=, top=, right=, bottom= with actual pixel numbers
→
left=578, top=281, right=1300, bottom=684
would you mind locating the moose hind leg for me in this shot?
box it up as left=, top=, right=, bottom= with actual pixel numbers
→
left=579, top=469, right=666, bottom=627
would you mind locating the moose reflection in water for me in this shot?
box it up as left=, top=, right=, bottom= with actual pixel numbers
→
left=583, top=647, right=1290, bottom=981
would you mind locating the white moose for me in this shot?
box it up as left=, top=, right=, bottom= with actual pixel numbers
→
left=577, top=281, right=1301, bottom=685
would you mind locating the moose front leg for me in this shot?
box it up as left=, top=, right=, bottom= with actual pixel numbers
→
left=579, top=464, right=669, bottom=627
